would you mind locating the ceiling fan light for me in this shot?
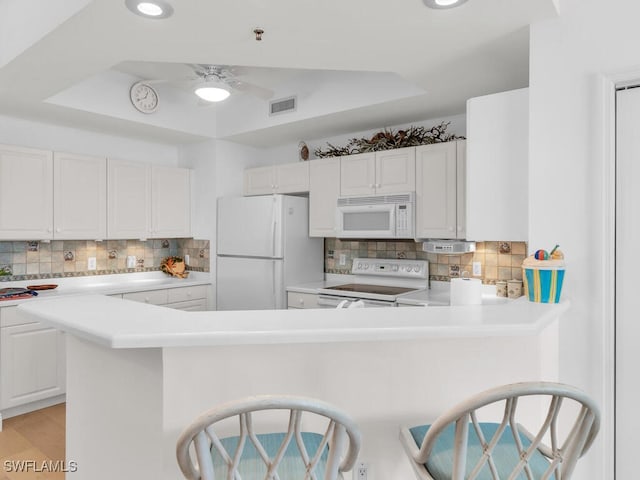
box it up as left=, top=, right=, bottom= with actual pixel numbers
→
left=423, top=0, right=468, bottom=9
left=194, top=85, right=231, bottom=102
left=125, top=0, right=174, bottom=19
left=137, top=2, right=163, bottom=16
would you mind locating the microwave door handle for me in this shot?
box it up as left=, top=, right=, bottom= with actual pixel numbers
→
left=389, top=206, right=396, bottom=236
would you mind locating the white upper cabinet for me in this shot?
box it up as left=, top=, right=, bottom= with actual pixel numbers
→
left=107, top=158, right=151, bottom=239
left=151, top=166, right=191, bottom=238
left=339, top=152, right=376, bottom=196
left=243, top=162, right=309, bottom=196
left=375, top=148, right=416, bottom=194
left=466, top=88, right=528, bottom=241
left=415, top=141, right=465, bottom=239
left=309, top=157, right=341, bottom=237
left=340, top=147, right=415, bottom=196
left=53, top=152, right=106, bottom=240
left=0, top=145, right=53, bottom=240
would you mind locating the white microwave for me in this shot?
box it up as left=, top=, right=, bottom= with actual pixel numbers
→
left=336, top=193, right=414, bottom=239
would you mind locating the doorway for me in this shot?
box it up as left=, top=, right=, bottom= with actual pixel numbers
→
left=615, top=86, right=640, bottom=477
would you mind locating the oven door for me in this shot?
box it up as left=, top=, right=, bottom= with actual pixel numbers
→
left=317, top=295, right=396, bottom=308
left=336, top=203, right=396, bottom=238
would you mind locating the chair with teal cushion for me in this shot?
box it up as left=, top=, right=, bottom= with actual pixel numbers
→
left=399, top=382, right=599, bottom=480
left=176, top=395, right=361, bottom=480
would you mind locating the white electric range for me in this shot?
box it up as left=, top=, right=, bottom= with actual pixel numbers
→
left=317, top=258, right=429, bottom=308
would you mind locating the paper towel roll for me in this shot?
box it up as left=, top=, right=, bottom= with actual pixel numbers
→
left=450, top=278, right=482, bottom=305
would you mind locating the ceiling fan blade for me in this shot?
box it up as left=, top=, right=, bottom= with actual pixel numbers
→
left=228, top=80, right=274, bottom=100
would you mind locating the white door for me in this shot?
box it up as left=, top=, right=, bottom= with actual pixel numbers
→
left=616, top=87, right=640, bottom=477
left=375, top=147, right=416, bottom=194
left=309, top=158, right=341, bottom=237
left=53, top=152, right=107, bottom=239
left=415, top=142, right=458, bottom=239
left=217, top=195, right=282, bottom=257
left=216, top=257, right=280, bottom=310
left=151, top=166, right=191, bottom=238
left=108, top=159, right=151, bottom=239
left=0, top=144, right=53, bottom=239
left=340, top=152, right=376, bottom=196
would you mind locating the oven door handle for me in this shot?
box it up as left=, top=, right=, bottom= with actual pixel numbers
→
left=318, top=295, right=347, bottom=308
left=317, top=295, right=395, bottom=308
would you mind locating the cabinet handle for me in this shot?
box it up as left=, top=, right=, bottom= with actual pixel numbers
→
left=144, top=297, right=150, bottom=303
left=448, top=227, right=455, bottom=232
left=55, top=228, right=61, bottom=233
left=299, top=298, right=304, bottom=305
left=369, top=184, right=374, bottom=189
left=47, top=227, right=53, bottom=233
left=376, top=183, right=381, bottom=188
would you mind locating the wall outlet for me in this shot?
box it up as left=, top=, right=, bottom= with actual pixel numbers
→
left=87, top=257, right=96, bottom=271
left=184, top=254, right=190, bottom=265
left=357, top=462, right=368, bottom=480
left=339, top=254, right=347, bottom=266
left=472, top=261, right=482, bottom=276
left=126, top=255, right=136, bottom=269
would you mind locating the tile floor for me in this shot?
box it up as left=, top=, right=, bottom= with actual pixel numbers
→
left=0, top=404, right=65, bottom=479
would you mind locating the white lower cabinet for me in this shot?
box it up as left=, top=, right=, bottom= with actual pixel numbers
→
left=123, top=285, right=209, bottom=311
left=0, top=306, right=65, bottom=410
left=287, top=291, right=320, bottom=309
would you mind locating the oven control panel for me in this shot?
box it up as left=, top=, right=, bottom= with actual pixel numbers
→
left=351, top=258, right=428, bottom=279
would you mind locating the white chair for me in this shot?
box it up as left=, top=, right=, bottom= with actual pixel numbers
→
left=176, top=394, right=362, bottom=480
left=399, top=382, right=600, bottom=480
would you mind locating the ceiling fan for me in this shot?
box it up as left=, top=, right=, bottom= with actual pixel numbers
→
left=163, top=64, right=274, bottom=103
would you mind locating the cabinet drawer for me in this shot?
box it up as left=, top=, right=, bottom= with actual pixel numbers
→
left=123, top=289, right=168, bottom=305
left=0, top=305, right=36, bottom=327
left=167, top=285, right=207, bottom=304
left=287, top=292, right=319, bottom=309
left=165, top=299, right=208, bottom=311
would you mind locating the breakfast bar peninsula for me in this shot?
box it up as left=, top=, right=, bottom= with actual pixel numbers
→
left=18, top=295, right=567, bottom=480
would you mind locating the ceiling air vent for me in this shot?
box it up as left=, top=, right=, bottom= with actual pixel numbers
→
left=269, top=96, right=297, bottom=116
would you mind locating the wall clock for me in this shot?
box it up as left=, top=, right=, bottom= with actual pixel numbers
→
left=130, top=82, right=159, bottom=114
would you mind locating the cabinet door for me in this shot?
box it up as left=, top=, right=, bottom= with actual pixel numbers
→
left=375, top=147, right=416, bottom=194
left=275, top=162, right=309, bottom=193
left=53, top=152, right=106, bottom=240
left=466, top=88, right=528, bottom=241
left=108, top=159, right=151, bottom=239
left=309, top=158, right=341, bottom=237
left=151, top=166, right=191, bottom=238
left=340, top=153, right=376, bottom=196
left=243, top=166, right=276, bottom=196
left=456, top=141, right=467, bottom=239
left=1, top=316, right=65, bottom=409
left=415, top=142, right=458, bottom=239
left=0, top=144, right=53, bottom=240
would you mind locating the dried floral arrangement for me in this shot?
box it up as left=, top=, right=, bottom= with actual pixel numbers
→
left=314, top=121, right=464, bottom=158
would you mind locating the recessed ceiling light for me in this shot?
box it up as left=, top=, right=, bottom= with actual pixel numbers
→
left=423, top=0, right=468, bottom=9
left=194, top=84, right=231, bottom=103
left=125, top=0, right=174, bottom=19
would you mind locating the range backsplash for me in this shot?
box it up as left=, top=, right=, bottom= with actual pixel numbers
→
left=0, top=238, right=209, bottom=282
left=325, top=239, right=527, bottom=284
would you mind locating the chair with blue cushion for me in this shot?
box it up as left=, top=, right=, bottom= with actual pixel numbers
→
left=176, top=394, right=361, bottom=480
left=399, top=382, right=599, bottom=480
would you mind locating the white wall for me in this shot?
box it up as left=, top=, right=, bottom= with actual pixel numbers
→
left=528, top=0, right=640, bottom=477
left=0, top=114, right=179, bottom=165
left=178, top=139, right=262, bottom=292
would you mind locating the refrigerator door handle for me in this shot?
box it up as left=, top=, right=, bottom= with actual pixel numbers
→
left=271, top=199, right=277, bottom=258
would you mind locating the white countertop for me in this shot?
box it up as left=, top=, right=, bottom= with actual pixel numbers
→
left=0, top=271, right=211, bottom=307
left=18, top=293, right=569, bottom=349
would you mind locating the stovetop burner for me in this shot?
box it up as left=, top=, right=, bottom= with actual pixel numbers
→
left=324, top=283, right=418, bottom=296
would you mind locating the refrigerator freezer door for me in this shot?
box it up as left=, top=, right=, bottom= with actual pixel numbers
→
left=216, top=256, right=282, bottom=310
left=217, top=196, right=283, bottom=258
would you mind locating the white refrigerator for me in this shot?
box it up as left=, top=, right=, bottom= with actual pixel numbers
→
left=216, top=195, right=324, bottom=310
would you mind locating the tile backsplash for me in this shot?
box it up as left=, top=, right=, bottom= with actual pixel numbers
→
left=325, top=239, right=526, bottom=284
left=0, top=238, right=209, bottom=282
